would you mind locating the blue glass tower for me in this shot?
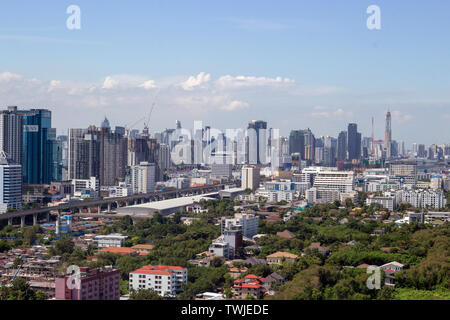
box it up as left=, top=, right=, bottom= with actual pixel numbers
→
left=17, top=109, right=53, bottom=184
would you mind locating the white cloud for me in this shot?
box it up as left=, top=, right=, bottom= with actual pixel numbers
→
left=139, top=80, right=157, bottom=90
left=0, top=72, right=22, bottom=82
left=180, top=72, right=211, bottom=91
left=216, top=75, right=294, bottom=89
left=391, top=110, right=413, bottom=123
left=310, top=106, right=353, bottom=119
left=220, top=100, right=249, bottom=111
left=102, top=76, right=119, bottom=89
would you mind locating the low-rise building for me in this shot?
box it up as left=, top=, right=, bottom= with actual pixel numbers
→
left=95, top=233, right=128, bottom=249
left=232, top=274, right=267, bottom=299
left=129, top=265, right=187, bottom=297
left=266, top=251, right=299, bottom=265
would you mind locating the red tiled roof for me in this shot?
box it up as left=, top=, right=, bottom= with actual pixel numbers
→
left=132, top=269, right=172, bottom=276
left=234, top=279, right=243, bottom=283
left=244, top=274, right=259, bottom=280
left=99, top=247, right=137, bottom=255
left=241, top=284, right=261, bottom=289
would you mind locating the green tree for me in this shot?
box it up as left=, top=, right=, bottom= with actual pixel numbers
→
left=129, top=289, right=163, bottom=300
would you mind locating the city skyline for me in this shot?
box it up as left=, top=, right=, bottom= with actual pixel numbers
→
left=0, top=1, right=449, bottom=145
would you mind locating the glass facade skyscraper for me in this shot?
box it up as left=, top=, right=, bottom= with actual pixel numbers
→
left=17, top=109, right=53, bottom=184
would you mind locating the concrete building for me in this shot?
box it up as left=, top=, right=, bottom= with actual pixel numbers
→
left=389, top=161, right=417, bottom=185
left=0, top=151, right=22, bottom=213
left=94, top=233, right=128, bottom=249
left=221, top=213, right=259, bottom=238
left=211, top=163, right=233, bottom=179
left=108, top=182, right=133, bottom=197
left=129, top=265, right=187, bottom=297
left=241, top=165, right=260, bottom=191
left=397, top=189, right=447, bottom=209
left=131, top=162, right=156, bottom=194
left=305, top=187, right=340, bottom=204
left=72, top=176, right=100, bottom=199
left=55, top=266, right=120, bottom=300
left=0, top=106, right=23, bottom=166
left=312, top=170, right=355, bottom=192
left=366, top=194, right=396, bottom=211
left=208, top=240, right=230, bottom=259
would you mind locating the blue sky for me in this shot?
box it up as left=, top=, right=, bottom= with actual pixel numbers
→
left=0, top=0, right=449, bottom=146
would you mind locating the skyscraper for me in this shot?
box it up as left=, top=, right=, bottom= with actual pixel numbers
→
left=68, top=127, right=100, bottom=180
left=289, top=130, right=305, bottom=159
left=99, top=122, right=127, bottom=186
left=247, top=120, right=267, bottom=164
left=18, top=109, right=53, bottom=184
left=384, top=111, right=392, bottom=159
left=303, top=129, right=315, bottom=162
left=337, top=131, right=347, bottom=162
left=0, top=106, right=23, bottom=166
left=347, top=123, right=361, bottom=161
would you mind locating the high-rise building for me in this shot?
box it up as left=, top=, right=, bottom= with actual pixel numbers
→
left=131, top=162, right=156, bottom=194
left=18, top=109, right=54, bottom=184
left=99, top=121, right=127, bottom=186
left=48, top=128, right=63, bottom=182
left=289, top=130, right=305, bottom=159
left=241, top=165, right=260, bottom=191
left=68, top=127, right=100, bottom=180
left=337, top=131, right=347, bottom=162
left=384, top=111, right=392, bottom=158
left=0, top=151, right=22, bottom=213
left=347, top=123, right=361, bottom=161
left=0, top=106, right=23, bottom=166
left=417, top=144, right=426, bottom=158
left=247, top=120, right=267, bottom=164
left=304, top=129, right=315, bottom=162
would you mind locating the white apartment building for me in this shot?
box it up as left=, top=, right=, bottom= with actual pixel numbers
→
left=131, top=162, right=156, bottom=194
left=268, top=191, right=294, bottom=203
left=221, top=213, right=259, bottom=238
left=312, top=170, right=355, bottom=192
left=300, top=166, right=338, bottom=185
left=71, top=176, right=100, bottom=199
left=0, top=152, right=22, bottom=213
left=108, top=182, right=133, bottom=197
left=241, top=166, right=260, bottom=191
left=208, top=240, right=230, bottom=259
left=95, top=233, right=128, bottom=249
left=365, top=181, right=401, bottom=192
left=129, top=265, right=188, bottom=297
left=397, top=189, right=447, bottom=209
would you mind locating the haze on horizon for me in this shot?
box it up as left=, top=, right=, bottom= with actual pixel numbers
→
left=0, top=0, right=449, bottom=146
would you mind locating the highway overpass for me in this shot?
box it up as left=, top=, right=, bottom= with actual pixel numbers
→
left=0, top=184, right=226, bottom=227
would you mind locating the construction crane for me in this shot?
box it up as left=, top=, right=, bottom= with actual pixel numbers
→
left=143, top=102, right=156, bottom=135
left=125, top=116, right=145, bottom=138
left=143, top=90, right=159, bottom=135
